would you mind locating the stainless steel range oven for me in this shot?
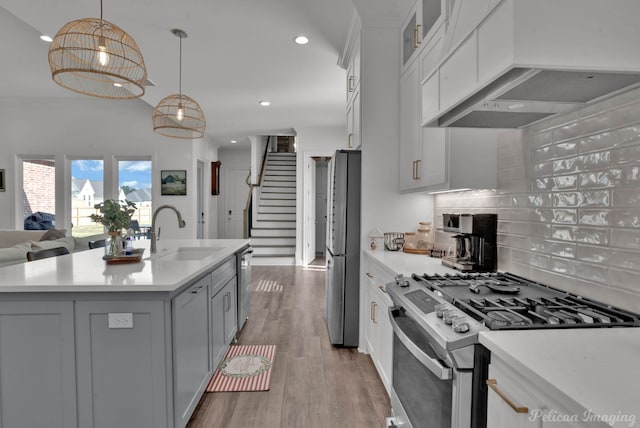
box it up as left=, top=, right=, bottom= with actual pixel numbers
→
left=386, top=272, right=640, bottom=428
left=388, top=306, right=474, bottom=428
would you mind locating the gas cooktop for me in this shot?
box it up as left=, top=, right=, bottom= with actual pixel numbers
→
left=412, top=272, right=640, bottom=330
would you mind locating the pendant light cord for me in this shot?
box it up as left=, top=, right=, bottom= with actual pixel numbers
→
left=179, top=35, right=183, bottom=98
left=100, top=0, right=103, bottom=21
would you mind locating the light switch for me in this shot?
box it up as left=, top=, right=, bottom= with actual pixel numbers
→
left=108, top=313, right=133, bottom=329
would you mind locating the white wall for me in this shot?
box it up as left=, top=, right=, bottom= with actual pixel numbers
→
left=295, top=125, right=346, bottom=264
left=0, top=97, right=218, bottom=239
left=358, top=23, right=434, bottom=252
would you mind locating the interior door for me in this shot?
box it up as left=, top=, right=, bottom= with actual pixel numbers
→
left=315, top=160, right=328, bottom=257
left=304, top=157, right=316, bottom=265
left=196, top=161, right=204, bottom=239
left=225, top=168, right=248, bottom=238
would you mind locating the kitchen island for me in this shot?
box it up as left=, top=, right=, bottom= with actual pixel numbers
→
left=0, top=238, right=249, bottom=428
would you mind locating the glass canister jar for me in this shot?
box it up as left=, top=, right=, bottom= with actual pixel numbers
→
left=415, top=222, right=433, bottom=251
left=403, top=232, right=417, bottom=250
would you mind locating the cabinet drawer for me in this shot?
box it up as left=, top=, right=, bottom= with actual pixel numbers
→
left=211, top=256, right=236, bottom=295
left=175, top=273, right=211, bottom=308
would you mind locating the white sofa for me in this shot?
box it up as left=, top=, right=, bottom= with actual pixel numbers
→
left=0, top=229, right=104, bottom=267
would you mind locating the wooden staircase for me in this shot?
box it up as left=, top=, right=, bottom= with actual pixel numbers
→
left=250, top=152, right=296, bottom=265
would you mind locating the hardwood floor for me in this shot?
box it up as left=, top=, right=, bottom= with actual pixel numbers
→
left=186, top=265, right=391, bottom=428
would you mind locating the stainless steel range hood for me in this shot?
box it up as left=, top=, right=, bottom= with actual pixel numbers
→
left=437, top=68, right=640, bottom=128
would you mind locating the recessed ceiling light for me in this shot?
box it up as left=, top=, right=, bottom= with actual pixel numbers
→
left=294, top=35, right=309, bottom=45
left=230, top=140, right=237, bottom=144
left=40, top=35, right=53, bottom=42
left=113, top=83, right=123, bottom=88
left=259, top=100, right=271, bottom=107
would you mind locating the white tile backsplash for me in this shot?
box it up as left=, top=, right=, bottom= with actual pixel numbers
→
left=434, top=87, right=640, bottom=312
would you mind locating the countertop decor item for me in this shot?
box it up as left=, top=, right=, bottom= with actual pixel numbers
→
left=415, top=221, right=433, bottom=251
left=102, top=248, right=144, bottom=264
left=90, top=199, right=136, bottom=257
left=384, top=232, right=404, bottom=251
left=152, top=29, right=206, bottom=139
left=48, top=0, right=147, bottom=99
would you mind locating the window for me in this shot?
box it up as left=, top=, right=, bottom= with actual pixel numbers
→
left=118, top=159, right=152, bottom=237
left=71, top=160, right=104, bottom=237
left=22, top=159, right=56, bottom=230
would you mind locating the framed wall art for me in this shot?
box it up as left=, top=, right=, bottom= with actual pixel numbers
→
left=211, top=161, right=221, bottom=195
left=160, top=170, right=187, bottom=196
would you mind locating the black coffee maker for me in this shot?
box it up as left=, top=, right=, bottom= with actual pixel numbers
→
left=441, top=213, right=497, bottom=272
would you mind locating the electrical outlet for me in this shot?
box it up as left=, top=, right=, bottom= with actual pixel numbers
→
left=108, top=313, right=133, bottom=329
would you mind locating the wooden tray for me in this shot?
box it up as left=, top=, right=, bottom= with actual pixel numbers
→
left=103, top=248, right=145, bottom=264
left=402, top=248, right=430, bottom=255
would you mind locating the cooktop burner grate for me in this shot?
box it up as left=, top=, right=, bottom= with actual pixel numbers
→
left=412, top=272, right=640, bottom=330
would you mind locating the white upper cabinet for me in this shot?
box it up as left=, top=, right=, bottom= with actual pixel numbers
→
left=346, top=42, right=361, bottom=104
left=343, top=24, right=362, bottom=149
left=401, top=0, right=446, bottom=71
left=400, top=61, right=423, bottom=191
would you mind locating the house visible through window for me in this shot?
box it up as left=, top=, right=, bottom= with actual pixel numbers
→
left=118, top=159, right=152, bottom=238
left=22, top=159, right=56, bottom=230
left=71, top=159, right=104, bottom=237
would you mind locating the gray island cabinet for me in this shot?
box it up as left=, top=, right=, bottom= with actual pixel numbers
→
left=0, top=239, right=248, bottom=428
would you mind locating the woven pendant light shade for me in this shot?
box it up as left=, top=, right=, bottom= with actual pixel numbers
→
left=48, top=18, right=147, bottom=99
left=152, top=29, right=206, bottom=139
left=152, top=94, right=206, bottom=139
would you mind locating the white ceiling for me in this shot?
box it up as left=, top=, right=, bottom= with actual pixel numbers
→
left=0, top=0, right=356, bottom=147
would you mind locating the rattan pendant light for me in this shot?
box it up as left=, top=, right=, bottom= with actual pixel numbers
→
left=152, top=29, right=206, bottom=139
left=48, top=0, right=147, bottom=99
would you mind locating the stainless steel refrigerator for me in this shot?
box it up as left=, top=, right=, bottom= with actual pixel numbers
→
left=325, top=149, right=361, bottom=347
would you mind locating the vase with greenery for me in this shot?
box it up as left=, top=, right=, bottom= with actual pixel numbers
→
left=90, top=199, right=137, bottom=256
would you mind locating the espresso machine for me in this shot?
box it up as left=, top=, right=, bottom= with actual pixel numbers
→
left=441, top=213, right=497, bottom=272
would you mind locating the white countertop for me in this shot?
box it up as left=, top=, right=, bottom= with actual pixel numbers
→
left=364, top=248, right=458, bottom=276
left=479, top=328, right=640, bottom=427
left=0, top=239, right=249, bottom=293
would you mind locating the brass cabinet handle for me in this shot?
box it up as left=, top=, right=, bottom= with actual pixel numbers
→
left=348, top=76, right=356, bottom=92
left=378, top=285, right=387, bottom=293
left=366, top=272, right=374, bottom=279
left=416, top=25, right=422, bottom=46
left=486, top=379, right=529, bottom=414
left=412, top=160, right=420, bottom=180
left=372, top=302, right=378, bottom=323
left=415, top=159, right=421, bottom=180
left=348, top=133, right=353, bottom=148
left=370, top=302, right=375, bottom=321
left=412, top=161, right=416, bottom=180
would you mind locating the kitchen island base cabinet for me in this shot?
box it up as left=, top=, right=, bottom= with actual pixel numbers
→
left=210, top=276, right=238, bottom=370
left=0, top=301, right=77, bottom=428
left=0, top=248, right=246, bottom=428
left=76, top=300, right=168, bottom=428
left=173, top=274, right=213, bottom=428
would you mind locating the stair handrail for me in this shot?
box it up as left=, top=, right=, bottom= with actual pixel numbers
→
left=243, top=136, right=271, bottom=238
left=257, top=136, right=271, bottom=187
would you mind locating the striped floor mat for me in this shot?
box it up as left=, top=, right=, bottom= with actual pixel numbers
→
left=255, top=279, right=283, bottom=292
left=206, top=345, right=276, bottom=392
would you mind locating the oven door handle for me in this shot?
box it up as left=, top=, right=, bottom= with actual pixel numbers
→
left=388, top=308, right=453, bottom=380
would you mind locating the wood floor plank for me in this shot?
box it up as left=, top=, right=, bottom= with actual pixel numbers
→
left=186, top=265, right=390, bottom=428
